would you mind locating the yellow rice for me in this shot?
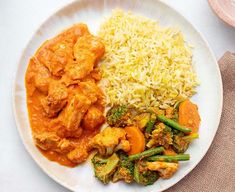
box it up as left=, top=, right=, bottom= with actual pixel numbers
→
left=99, top=10, right=199, bottom=109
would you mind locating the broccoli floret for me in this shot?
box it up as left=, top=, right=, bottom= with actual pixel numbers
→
left=172, top=135, right=189, bottom=153
left=91, top=153, right=119, bottom=184
left=173, top=133, right=198, bottom=153
left=134, top=161, right=159, bottom=186
left=106, top=105, right=136, bottom=127
left=113, top=153, right=134, bottom=183
left=146, top=123, right=173, bottom=148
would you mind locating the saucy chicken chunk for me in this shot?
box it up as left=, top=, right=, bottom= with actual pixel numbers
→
left=34, top=132, right=75, bottom=153
left=58, top=93, right=91, bottom=131
left=82, top=106, right=105, bottom=131
left=55, top=125, right=83, bottom=139
left=25, top=58, right=51, bottom=95
left=64, top=50, right=95, bottom=80
left=63, top=34, right=105, bottom=84
left=25, top=24, right=105, bottom=166
left=74, top=34, right=105, bottom=62
left=67, top=145, right=89, bottom=164
left=37, top=48, right=70, bottom=77
left=41, top=81, right=68, bottom=117
left=35, top=24, right=90, bottom=77
left=79, top=81, right=104, bottom=104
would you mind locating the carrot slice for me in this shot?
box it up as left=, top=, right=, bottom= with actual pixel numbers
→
left=163, top=148, right=177, bottom=155
left=124, top=126, right=145, bottom=155
left=178, top=99, right=201, bottom=133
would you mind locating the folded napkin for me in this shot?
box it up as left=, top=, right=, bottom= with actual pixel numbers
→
left=167, top=52, right=235, bottom=192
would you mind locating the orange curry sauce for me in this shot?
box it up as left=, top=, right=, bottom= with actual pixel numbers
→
left=25, top=24, right=105, bottom=167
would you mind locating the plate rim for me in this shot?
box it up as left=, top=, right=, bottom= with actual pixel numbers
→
left=12, top=0, right=223, bottom=191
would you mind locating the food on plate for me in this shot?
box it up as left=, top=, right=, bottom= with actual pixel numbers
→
left=112, top=152, right=135, bottom=183
left=146, top=161, right=179, bottom=179
left=25, top=24, right=105, bottom=166
left=147, top=154, right=190, bottom=162
left=89, top=10, right=201, bottom=185
left=99, top=9, right=199, bottom=109
left=91, top=100, right=200, bottom=185
left=92, top=153, right=120, bottom=184
left=124, top=126, right=145, bottom=155
left=133, top=160, right=159, bottom=185
left=91, top=127, right=131, bottom=156
left=106, top=105, right=131, bottom=127
left=178, top=99, right=201, bottom=133
left=25, top=9, right=201, bottom=187
left=128, top=147, right=164, bottom=161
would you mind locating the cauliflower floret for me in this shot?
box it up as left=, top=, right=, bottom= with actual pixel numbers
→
left=91, top=127, right=130, bottom=156
left=146, top=161, right=179, bottom=179
left=115, top=140, right=130, bottom=152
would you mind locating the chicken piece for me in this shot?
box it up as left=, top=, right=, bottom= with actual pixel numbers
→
left=64, top=49, right=95, bottom=80
left=80, top=75, right=96, bottom=83
left=82, top=106, right=105, bottom=131
left=48, top=119, right=83, bottom=139
left=59, top=93, right=91, bottom=131
left=41, top=81, right=68, bottom=117
left=146, top=161, right=179, bottom=179
left=34, top=59, right=51, bottom=94
left=36, top=24, right=90, bottom=77
left=37, top=48, right=70, bottom=77
left=74, top=34, right=105, bottom=62
left=34, top=132, right=60, bottom=150
left=25, top=58, right=51, bottom=95
left=67, top=145, right=89, bottom=164
left=57, top=139, right=76, bottom=153
left=78, top=81, right=104, bottom=104
left=34, top=132, right=75, bottom=153
left=91, top=127, right=130, bottom=156
left=56, top=126, right=83, bottom=138
left=90, top=68, right=102, bottom=81
left=50, top=23, right=90, bottom=45
left=67, top=129, right=96, bottom=164
left=92, top=96, right=105, bottom=112
left=62, top=30, right=104, bottom=84
left=61, top=76, right=80, bottom=87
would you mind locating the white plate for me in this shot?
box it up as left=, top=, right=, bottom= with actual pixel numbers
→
left=13, top=0, right=223, bottom=191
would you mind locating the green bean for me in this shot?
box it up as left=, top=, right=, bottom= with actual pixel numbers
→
left=147, top=154, right=190, bottom=162
left=128, top=147, right=164, bottom=161
left=157, top=115, right=192, bottom=133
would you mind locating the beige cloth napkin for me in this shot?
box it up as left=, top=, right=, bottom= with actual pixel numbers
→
left=167, top=52, right=235, bottom=192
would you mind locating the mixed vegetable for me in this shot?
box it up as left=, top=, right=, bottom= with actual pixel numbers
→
left=90, top=99, right=201, bottom=185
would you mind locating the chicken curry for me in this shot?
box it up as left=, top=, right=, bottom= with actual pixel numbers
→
left=25, top=24, right=105, bottom=167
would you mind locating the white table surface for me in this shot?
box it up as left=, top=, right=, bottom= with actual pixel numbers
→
left=0, top=0, right=235, bottom=191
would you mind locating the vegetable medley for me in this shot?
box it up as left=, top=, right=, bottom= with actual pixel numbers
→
left=90, top=99, right=201, bottom=185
